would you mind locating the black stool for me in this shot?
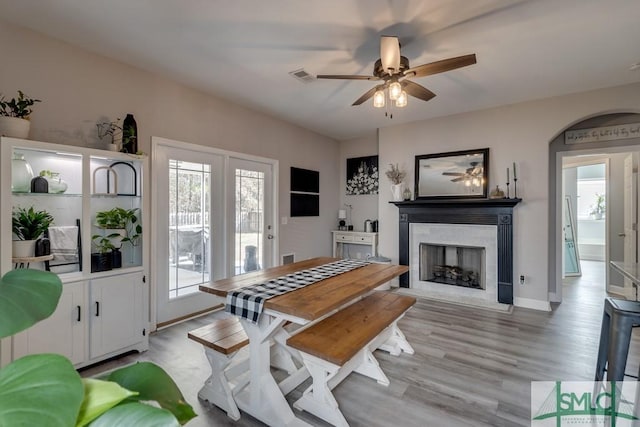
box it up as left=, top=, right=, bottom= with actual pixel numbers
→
left=594, top=297, right=640, bottom=383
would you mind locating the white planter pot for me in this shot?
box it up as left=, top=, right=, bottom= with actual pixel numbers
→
left=106, top=229, right=127, bottom=249
left=12, top=240, right=37, bottom=258
left=391, top=184, right=403, bottom=202
left=0, top=117, right=31, bottom=139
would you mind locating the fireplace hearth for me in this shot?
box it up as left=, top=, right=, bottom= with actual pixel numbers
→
left=392, top=198, right=521, bottom=304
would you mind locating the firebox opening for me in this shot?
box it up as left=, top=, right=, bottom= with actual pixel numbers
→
left=419, top=243, right=485, bottom=290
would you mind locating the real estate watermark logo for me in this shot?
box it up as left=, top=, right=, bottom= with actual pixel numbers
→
left=531, top=381, right=639, bottom=426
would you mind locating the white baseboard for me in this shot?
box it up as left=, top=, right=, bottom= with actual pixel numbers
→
left=514, top=296, right=551, bottom=312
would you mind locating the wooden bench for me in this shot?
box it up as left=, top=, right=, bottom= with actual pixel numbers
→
left=188, top=315, right=249, bottom=421
left=287, top=291, right=416, bottom=427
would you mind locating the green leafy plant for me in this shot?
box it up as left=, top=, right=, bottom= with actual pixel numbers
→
left=0, top=269, right=197, bottom=426
left=589, top=193, right=606, bottom=218
left=95, top=207, right=142, bottom=246
left=91, top=235, right=116, bottom=254
left=0, top=90, right=41, bottom=118
left=12, top=206, right=54, bottom=240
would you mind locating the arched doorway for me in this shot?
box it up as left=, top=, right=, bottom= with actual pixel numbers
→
left=549, top=112, right=640, bottom=303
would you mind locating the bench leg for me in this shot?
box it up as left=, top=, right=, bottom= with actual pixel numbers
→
left=353, top=348, right=390, bottom=386
left=294, top=357, right=349, bottom=427
left=378, top=320, right=414, bottom=356
left=199, top=347, right=241, bottom=421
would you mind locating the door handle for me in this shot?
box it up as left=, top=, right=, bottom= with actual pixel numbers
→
left=95, top=301, right=100, bottom=317
left=77, top=305, right=81, bottom=322
left=618, top=233, right=626, bottom=237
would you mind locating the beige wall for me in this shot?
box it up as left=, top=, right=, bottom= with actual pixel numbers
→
left=339, top=132, right=379, bottom=235
left=378, top=82, right=640, bottom=308
left=0, top=20, right=340, bottom=262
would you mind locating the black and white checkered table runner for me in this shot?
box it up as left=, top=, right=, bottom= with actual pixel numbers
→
left=225, top=259, right=370, bottom=323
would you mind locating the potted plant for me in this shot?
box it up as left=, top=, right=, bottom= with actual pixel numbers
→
left=91, top=235, right=114, bottom=272
left=95, top=207, right=142, bottom=269
left=590, top=193, right=606, bottom=220
left=0, top=90, right=41, bottom=139
left=12, top=207, right=54, bottom=258
left=385, top=163, right=406, bottom=202
left=96, top=118, right=122, bottom=151
left=0, top=269, right=196, bottom=426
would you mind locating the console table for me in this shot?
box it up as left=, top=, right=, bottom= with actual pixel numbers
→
left=332, top=231, right=378, bottom=259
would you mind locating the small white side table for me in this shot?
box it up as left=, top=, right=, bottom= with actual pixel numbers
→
left=332, top=231, right=378, bottom=259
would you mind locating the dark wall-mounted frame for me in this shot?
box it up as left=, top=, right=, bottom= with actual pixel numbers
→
left=415, top=148, right=489, bottom=199
left=290, top=167, right=320, bottom=217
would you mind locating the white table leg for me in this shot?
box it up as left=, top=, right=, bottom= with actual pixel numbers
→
left=235, top=316, right=312, bottom=427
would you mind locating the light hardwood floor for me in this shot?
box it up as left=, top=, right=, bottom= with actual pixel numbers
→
left=81, top=260, right=640, bottom=426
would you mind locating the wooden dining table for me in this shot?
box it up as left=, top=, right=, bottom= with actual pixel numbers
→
left=199, top=256, right=408, bottom=427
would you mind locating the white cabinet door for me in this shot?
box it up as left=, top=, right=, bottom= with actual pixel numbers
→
left=13, top=281, right=86, bottom=365
left=89, top=272, right=143, bottom=359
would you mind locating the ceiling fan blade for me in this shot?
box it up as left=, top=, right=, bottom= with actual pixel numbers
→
left=442, top=172, right=464, bottom=176
left=317, top=74, right=379, bottom=80
left=451, top=177, right=467, bottom=182
left=380, top=36, right=401, bottom=75
left=402, top=80, right=436, bottom=102
left=404, top=54, right=477, bottom=78
left=352, top=86, right=380, bottom=106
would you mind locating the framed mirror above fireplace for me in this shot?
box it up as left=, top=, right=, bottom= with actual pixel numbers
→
left=415, top=148, right=489, bottom=199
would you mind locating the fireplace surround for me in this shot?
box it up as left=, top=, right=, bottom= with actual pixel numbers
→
left=392, top=198, right=521, bottom=304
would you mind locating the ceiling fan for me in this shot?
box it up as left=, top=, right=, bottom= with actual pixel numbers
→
left=317, top=36, right=476, bottom=109
left=442, top=162, right=483, bottom=185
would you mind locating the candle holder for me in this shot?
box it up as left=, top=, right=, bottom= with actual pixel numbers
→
left=513, top=177, right=518, bottom=199
left=506, top=181, right=510, bottom=199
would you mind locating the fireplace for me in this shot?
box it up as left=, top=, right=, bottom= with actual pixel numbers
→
left=420, top=243, right=485, bottom=289
left=392, top=198, right=521, bottom=304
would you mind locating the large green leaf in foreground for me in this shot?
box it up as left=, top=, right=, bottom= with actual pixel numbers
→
left=0, top=353, right=83, bottom=427
left=76, top=378, right=138, bottom=427
left=0, top=269, right=62, bottom=338
left=88, top=402, right=180, bottom=427
left=105, top=362, right=197, bottom=425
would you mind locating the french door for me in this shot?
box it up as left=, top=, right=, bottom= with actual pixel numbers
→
left=152, top=138, right=277, bottom=325
left=228, top=157, right=276, bottom=275
left=154, top=143, right=223, bottom=324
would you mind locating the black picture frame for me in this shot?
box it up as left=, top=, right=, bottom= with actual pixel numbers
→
left=414, top=148, right=489, bottom=199
left=346, top=155, right=379, bottom=195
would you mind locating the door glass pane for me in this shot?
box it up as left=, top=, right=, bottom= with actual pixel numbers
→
left=234, top=168, right=264, bottom=275
left=168, top=160, right=211, bottom=298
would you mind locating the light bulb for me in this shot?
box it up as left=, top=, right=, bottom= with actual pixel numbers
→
left=389, top=81, right=402, bottom=101
left=465, top=180, right=471, bottom=187
left=395, top=90, right=408, bottom=107
left=472, top=177, right=480, bottom=187
left=373, top=90, right=385, bottom=108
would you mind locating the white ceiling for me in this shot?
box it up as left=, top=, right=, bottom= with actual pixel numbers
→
left=1, top=0, right=640, bottom=140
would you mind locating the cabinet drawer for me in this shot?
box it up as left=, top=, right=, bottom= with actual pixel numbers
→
left=335, top=234, right=354, bottom=242
left=354, top=235, right=373, bottom=244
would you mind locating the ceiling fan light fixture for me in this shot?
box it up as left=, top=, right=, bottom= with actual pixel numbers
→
left=395, top=90, right=408, bottom=107
left=388, top=81, right=402, bottom=100
left=373, top=90, right=385, bottom=108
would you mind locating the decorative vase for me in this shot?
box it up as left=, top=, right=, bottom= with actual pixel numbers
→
left=12, top=240, right=37, bottom=258
left=44, top=173, right=68, bottom=193
left=11, top=152, right=34, bottom=193
left=91, top=253, right=113, bottom=272
left=403, top=187, right=412, bottom=201
left=0, top=117, right=30, bottom=139
left=111, top=248, right=122, bottom=268
left=391, top=183, right=403, bottom=201
left=121, top=114, right=138, bottom=154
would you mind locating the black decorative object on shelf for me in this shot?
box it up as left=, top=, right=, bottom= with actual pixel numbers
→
left=109, top=161, right=137, bottom=196
left=111, top=248, right=122, bottom=269
left=121, top=114, right=138, bottom=154
left=30, top=176, right=48, bottom=193
left=35, top=237, right=51, bottom=256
